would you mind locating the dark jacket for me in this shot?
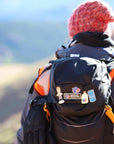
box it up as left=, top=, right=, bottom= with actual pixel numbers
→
left=56, top=32, right=114, bottom=100
left=56, top=32, right=114, bottom=61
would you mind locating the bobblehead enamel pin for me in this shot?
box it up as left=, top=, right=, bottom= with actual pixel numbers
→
left=56, top=86, right=64, bottom=104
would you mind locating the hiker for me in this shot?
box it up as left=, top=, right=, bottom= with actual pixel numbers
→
left=17, top=0, right=114, bottom=144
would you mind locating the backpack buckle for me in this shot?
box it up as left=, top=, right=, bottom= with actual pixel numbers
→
left=105, top=105, right=114, bottom=124
left=43, top=103, right=50, bottom=122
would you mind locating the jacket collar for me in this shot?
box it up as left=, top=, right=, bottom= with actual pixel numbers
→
left=56, top=32, right=114, bottom=61
left=69, top=32, right=114, bottom=48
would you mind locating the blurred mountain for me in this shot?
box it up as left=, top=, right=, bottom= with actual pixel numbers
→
left=0, top=0, right=114, bottom=64
left=0, top=57, right=54, bottom=144
left=0, top=21, right=67, bottom=63
left=0, top=0, right=74, bottom=64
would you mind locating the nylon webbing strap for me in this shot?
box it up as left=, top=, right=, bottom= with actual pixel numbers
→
left=34, top=64, right=52, bottom=96
left=43, top=103, right=50, bottom=122
left=105, top=105, right=114, bottom=124
left=109, top=69, right=114, bottom=84
left=105, top=69, right=114, bottom=123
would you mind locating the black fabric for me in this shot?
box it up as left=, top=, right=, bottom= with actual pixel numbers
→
left=23, top=96, right=48, bottom=144
left=48, top=57, right=111, bottom=107
left=47, top=56, right=112, bottom=144
left=25, top=56, right=114, bottom=144
left=56, top=32, right=114, bottom=61
left=24, top=56, right=114, bottom=144
left=104, top=116, right=114, bottom=144
left=106, top=59, right=114, bottom=108
left=73, top=32, right=114, bottom=48
left=52, top=110, right=106, bottom=144
left=29, top=78, right=37, bottom=94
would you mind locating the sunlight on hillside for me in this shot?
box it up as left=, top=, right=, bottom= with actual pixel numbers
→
left=0, top=55, right=55, bottom=144
left=0, top=112, right=21, bottom=144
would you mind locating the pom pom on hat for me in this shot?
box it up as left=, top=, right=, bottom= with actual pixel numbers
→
left=68, top=0, right=114, bottom=37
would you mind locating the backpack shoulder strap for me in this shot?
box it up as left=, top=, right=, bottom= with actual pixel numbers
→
left=105, top=105, right=114, bottom=124
left=109, top=69, right=114, bottom=84
left=34, top=63, right=53, bottom=96
left=105, top=64, right=114, bottom=124
left=28, top=62, right=53, bottom=94
left=106, top=59, right=114, bottom=84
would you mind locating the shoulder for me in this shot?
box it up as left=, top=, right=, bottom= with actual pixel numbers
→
left=34, top=62, right=53, bottom=96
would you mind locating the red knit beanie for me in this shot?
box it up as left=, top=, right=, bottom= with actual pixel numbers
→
left=68, top=0, right=114, bottom=37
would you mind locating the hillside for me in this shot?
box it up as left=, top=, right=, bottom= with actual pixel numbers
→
left=0, top=56, right=55, bottom=144
left=1, top=21, right=114, bottom=64
left=0, top=21, right=67, bottom=64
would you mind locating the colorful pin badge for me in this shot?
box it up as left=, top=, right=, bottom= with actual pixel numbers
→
left=87, top=89, right=96, bottom=103
left=56, top=86, right=64, bottom=104
left=72, top=87, right=80, bottom=93
left=81, top=91, right=89, bottom=104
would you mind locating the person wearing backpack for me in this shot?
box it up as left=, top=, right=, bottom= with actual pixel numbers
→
left=17, top=0, right=114, bottom=144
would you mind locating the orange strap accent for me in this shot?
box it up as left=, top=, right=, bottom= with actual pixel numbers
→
left=34, top=82, right=45, bottom=96
left=105, top=105, right=114, bottom=124
left=109, top=69, right=114, bottom=84
left=43, top=103, right=50, bottom=122
left=34, top=67, right=45, bottom=96
left=38, top=67, right=44, bottom=75
left=34, top=66, right=51, bottom=96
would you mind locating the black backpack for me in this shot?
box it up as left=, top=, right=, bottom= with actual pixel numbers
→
left=23, top=57, right=114, bottom=144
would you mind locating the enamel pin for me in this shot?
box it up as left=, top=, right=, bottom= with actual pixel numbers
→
left=56, top=86, right=64, bottom=104
left=81, top=91, right=89, bottom=104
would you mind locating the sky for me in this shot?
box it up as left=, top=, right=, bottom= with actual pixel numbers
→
left=0, top=0, right=113, bottom=21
